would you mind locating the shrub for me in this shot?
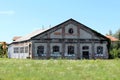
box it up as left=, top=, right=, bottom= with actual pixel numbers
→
left=110, top=48, right=120, bottom=59
left=0, top=44, right=7, bottom=58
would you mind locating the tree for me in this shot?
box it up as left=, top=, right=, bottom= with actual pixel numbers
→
left=113, top=29, right=120, bottom=39
left=0, top=44, right=3, bottom=57
left=0, top=43, right=7, bottom=58
left=114, top=31, right=120, bottom=49
left=109, top=30, right=113, bottom=36
left=107, top=29, right=120, bottom=59
left=118, top=32, right=120, bottom=40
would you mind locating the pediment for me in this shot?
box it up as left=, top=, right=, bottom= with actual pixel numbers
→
left=31, top=19, right=108, bottom=41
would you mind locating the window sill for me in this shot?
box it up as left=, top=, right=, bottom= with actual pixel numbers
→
left=95, top=54, right=104, bottom=56
left=65, top=54, right=75, bottom=56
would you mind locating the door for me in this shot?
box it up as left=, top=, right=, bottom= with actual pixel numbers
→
left=82, top=51, right=89, bottom=59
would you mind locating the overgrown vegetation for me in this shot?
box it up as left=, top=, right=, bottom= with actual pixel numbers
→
left=109, top=41, right=120, bottom=59
left=0, top=42, right=7, bottom=58
left=107, top=29, right=120, bottom=59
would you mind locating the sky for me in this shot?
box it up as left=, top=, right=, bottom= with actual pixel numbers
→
left=0, top=0, right=120, bottom=43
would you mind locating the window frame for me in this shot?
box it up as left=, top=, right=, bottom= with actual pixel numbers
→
left=53, top=46, right=60, bottom=53
left=37, top=46, right=44, bottom=54
left=14, top=47, right=19, bottom=53
left=68, top=46, right=74, bottom=55
left=20, top=47, right=24, bottom=53
left=97, top=46, right=103, bottom=54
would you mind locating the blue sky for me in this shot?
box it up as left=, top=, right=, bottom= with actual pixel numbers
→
left=0, top=0, right=120, bottom=43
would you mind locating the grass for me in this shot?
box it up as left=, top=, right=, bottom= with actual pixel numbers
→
left=0, top=59, right=120, bottom=80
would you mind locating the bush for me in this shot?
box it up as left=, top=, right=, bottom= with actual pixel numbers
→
left=109, top=48, right=120, bottom=59
left=118, top=49, right=120, bottom=58
left=0, top=44, right=7, bottom=58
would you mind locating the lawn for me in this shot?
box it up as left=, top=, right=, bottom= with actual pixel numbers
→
left=0, top=59, right=120, bottom=80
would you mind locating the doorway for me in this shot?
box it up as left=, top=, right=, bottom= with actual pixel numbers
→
left=82, top=51, right=89, bottom=59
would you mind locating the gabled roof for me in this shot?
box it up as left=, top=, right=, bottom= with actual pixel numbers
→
left=12, top=18, right=110, bottom=43
left=32, top=18, right=109, bottom=40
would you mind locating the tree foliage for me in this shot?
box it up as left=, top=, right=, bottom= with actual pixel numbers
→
left=113, top=29, right=120, bottom=39
left=108, top=29, right=120, bottom=59
left=0, top=43, right=7, bottom=58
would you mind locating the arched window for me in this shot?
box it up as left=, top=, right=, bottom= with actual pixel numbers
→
left=37, top=46, right=44, bottom=55
left=82, top=46, right=89, bottom=50
left=97, top=46, right=103, bottom=54
left=53, top=46, right=59, bottom=52
left=68, top=46, right=74, bottom=54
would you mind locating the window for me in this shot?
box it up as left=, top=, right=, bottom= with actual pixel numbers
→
left=20, top=47, right=24, bottom=53
left=82, top=46, right=89, bottom=50
left=37, top=46, right=44, bottom=54
left=97, top=46, right=103, bottom=54
left=53, top=46, right=59, bottom=52
left=14, top=47, right=19, bottom=53
left=25, top=46, right=28, bottom=53
left=68, top=28, right=74, bottom=34
left=68, top=46, right=74, bottom=54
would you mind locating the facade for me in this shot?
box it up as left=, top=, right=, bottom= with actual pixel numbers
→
left=8, top=19, right=110, bottom=59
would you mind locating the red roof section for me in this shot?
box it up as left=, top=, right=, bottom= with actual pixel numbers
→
left=106, top=35, right=119, bottom=42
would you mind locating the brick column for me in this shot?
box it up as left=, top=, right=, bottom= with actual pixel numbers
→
left=77, top=25, right=80, bottom=59
left=91, top=34, right=95, bottom=59
left=46, top=33, right=50, bottom=59
left=91, top=42, right=95, bottom=59
left=62, top=25, right=65, bottom=58
left=31, top=40, right=35, bottom=59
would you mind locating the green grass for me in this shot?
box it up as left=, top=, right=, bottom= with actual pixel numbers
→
left=0, top=59, right=120, bottom=80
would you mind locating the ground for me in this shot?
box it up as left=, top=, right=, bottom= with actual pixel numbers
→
left=0, top=59, right=120, bottom=80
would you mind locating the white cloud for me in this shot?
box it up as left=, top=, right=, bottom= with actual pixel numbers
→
left=0, top=10, right=15, bottom=15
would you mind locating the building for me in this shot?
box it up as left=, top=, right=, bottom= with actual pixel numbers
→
left=8, top=19, right=110, bottom=59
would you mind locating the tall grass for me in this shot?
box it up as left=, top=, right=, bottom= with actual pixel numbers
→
left=0, top=59, right=120, bottom=80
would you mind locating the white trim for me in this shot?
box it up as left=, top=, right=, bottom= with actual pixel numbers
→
left=51, top=52, right=61, bottom=56
left=65, top=53, right=75, bottom=57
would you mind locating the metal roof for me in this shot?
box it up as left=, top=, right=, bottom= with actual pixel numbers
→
left=14, top=29, right=48, bottom=42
